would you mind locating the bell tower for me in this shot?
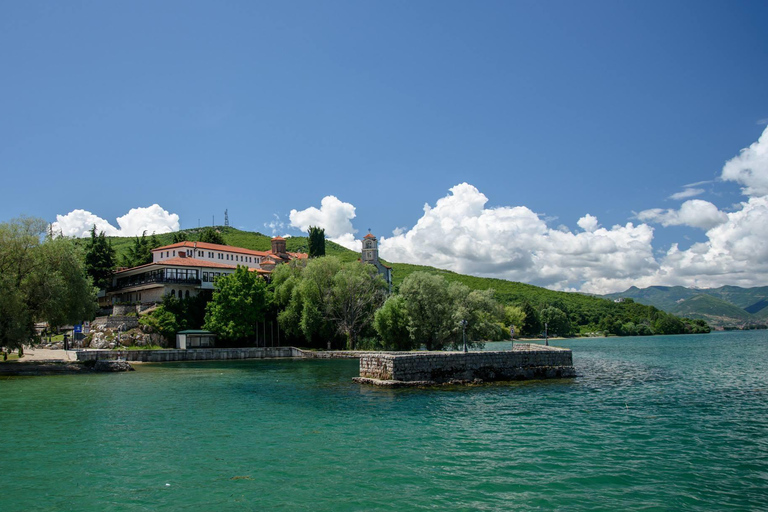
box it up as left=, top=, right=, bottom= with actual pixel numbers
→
left=362, top=232, right=378, bottom=264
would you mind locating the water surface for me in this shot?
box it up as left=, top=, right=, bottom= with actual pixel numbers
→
left=2, top=330, right=767, bottom=510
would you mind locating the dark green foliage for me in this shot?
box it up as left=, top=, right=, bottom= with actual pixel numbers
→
left=139, top=292, right=211, bottom=344
left=171, top=231, right=189, bottom=244
left=121, top=231, right=159, bottom=267
left=308, top=226, right=326, bottom=258
left=204, top=266, right=271, bottom=342
left=540, top=306, right=573, bottom=337
left=374, top=296, right=413, bottom=350
left=84, top=226, right=116, bottom=289
left=520, top=302, right=542, bottom=336
left=198, top=227, right=226, bottom=245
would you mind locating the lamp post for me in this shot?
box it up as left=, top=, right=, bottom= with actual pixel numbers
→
left=544, top=322, right=549, bottom=346
left=461, top=319, right=468, bottom=353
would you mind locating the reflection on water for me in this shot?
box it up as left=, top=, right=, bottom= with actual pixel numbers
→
left=2, top=331, right=768, bottom=511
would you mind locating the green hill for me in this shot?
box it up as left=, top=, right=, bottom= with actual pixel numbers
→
left=604, top=285, right=768, bottom=328
left=103, top=227, right=708, bottom=336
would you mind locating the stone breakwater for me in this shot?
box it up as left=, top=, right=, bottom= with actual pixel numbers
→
left=354, top=344, right=575, bottom=386
left=75, top=347, right=298, bottom=362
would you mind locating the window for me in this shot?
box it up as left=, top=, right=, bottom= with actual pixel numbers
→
left=170, top=289, right=176, bottom=297
left=173, top=250, right=176, bottom=256
left=185, top=290, right=190, bottom=298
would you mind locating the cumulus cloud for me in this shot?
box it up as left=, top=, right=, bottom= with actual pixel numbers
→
left=669, top=187, right=705, bottom=200
left=289, top=195, right=359, bottom=248
left=378, top=183, right=659, bottom=293
left=721, top=125, right=768, bottom=196
left=52, top=205, right=180, bottom=238
left=636, top=199, right=728, bottom=230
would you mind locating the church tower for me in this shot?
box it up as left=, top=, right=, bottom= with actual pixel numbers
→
left=361, top=232, right=392, bottom=291
left=362, top=233, right=379, bottom=264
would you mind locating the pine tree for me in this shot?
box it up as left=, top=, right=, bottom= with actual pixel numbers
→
left=308, top=226, right=326, bottom=258
left=84, top=225, right=116, bottom=289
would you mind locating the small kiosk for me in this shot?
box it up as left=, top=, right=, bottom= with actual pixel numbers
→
left=176, top=330, right=217, bottom=349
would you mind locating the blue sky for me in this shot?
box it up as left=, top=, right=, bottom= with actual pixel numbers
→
left=2, top=1, right=768, bottom=292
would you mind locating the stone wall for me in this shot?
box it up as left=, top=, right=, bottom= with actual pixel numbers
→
left=358, top=345, right=575, bottom=384
left=91, top=315, right=140, bottom=330
left=75, top=346, right=300, bottom=362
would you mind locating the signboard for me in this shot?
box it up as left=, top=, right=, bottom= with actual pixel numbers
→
left=73, top=324, right=82, bottom=334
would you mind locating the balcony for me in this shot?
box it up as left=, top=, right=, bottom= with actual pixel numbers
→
left=109, top=275, right=201, bottom=292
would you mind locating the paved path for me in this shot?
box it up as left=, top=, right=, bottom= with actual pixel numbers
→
left=15, top=347, right=77, bottom=362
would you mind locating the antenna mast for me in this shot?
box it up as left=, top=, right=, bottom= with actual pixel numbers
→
left=224, top=209, right=229, bottom=227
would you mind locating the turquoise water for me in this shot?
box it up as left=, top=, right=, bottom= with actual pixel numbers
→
left=2, top=331, right=768, bottom=511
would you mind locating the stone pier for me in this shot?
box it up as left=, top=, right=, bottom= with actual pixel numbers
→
left=354, top=344, right=575, bottom=386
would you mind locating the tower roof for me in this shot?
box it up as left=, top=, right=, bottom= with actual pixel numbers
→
left=363, top=233, right=376, bottom=239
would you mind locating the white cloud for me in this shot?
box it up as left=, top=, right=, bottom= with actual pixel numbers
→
left=636, top=199, right=728, bottom=230
left=577, top=214, right=599, bottom=232
left=264, top=214, right=285, bottom=236
left=669, top=187, right=705, bottom=200
left=52, top=204, right=180, bottom=238
left=289, top=195, right=358, bottom=247
left=721, top=125, right=768, bottom=196
left=378, top=183, right=659, bottom=293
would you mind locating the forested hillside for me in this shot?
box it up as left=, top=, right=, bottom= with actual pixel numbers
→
left=604, top=285, right=768, bottom=328
left=103, top=227, right=708, bottom=337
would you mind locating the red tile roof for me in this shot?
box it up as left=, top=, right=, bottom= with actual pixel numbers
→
left=271, top=236, right=285, bottom=241
left=364, top=233, right=376, bottom=239
left=153, top=241, right=272, bottom=257
left=114, top=257, right=240, bottom=274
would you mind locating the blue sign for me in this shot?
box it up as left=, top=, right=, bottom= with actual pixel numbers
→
left=74, top=324, right=82, bottom=333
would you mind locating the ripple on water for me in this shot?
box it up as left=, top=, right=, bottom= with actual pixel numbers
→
left=2, top=331, right=768, bottom=511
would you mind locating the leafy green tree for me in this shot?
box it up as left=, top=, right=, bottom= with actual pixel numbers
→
left=326, top=262, right=387, bottom=349
left=0, top=217, right=97, bottom=351
left=447, top=282, right=504, bottom=348
left=519, top=302, right=542, bottom=337
left=204, top=266, right=271, bottom=342
left=374, top=295, right=413, bottom=350
left=139, top=292, right=211, bottom=344
left=308, top=226, right=326, bottom=258
left=122, top=231, right=156, bottom=267
left=399, top=272, right=454, bottom=350
left=198, top=227, right=226, bottom=245
left=540, top=306, right=572, bottom=337
left=84, top=225, right=116, bottom=289
left=171, top=231, right=188, bottom=243
left=504, top=305, right=526, bottom=337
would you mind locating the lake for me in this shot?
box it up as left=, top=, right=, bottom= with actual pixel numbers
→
left=2, top=330, right=767, bottom=511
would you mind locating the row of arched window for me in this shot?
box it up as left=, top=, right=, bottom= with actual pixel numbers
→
left=169, top=289, right=191, bottom=299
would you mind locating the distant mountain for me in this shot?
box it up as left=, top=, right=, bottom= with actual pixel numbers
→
left=603, top=285, right=768, bottom=328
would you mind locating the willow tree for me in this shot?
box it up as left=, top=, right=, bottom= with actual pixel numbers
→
left=0, top=217, right=97, bottom=351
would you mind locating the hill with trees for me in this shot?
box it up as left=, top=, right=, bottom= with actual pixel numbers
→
left=603, top=285, right=768, bottom=329
left=101, top=227, right=709, bottom=341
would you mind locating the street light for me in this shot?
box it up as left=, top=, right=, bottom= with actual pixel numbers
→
left=461, top=319, right=468, bottom=353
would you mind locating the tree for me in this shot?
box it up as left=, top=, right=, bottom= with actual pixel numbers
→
left=447, top=283, right=504, bottom=348
left=204, top=266, right=270, bottom=342
left=84, top=225, right=116, bottom=289
left=519, top=302, right=542, bottom=337
left=140, top=292, right=211, bottom=344
left=171, top=231, right=188, bottom=243
left=326, top=262, right=387, bottom=349
left=0, top=217, right=97, bottom=351
left=308, top=226, right=326, bottom=258
left=198, top=227, right=225, bottom=245
left=399, top=272, right=454, bottom=350
left=540, top=306, right=572, bottom=337
left=374, top=295, right=413, bottom=350
left=122, top=231, right=156, bottom=267
left=504, top=305, right=526, bottom=337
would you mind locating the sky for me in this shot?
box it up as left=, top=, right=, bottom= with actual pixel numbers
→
left=2, top=1, right=768, bottom=294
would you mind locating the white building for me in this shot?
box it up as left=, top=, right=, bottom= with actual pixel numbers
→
left=107, top=237, right=307, bottom=305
